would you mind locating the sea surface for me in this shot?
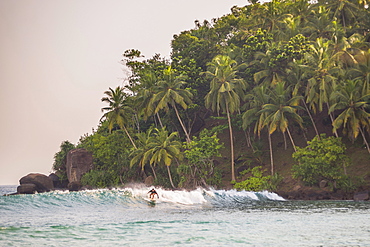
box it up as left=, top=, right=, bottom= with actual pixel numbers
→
left=1, top=185, right=370, bottom=246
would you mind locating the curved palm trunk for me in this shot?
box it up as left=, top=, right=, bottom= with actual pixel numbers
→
left=226, top=106, right=236, bottom=182
left=150, top=164, right=157, bottom=180
left=122, top=125, right=137, bottom=149
left=302, top=99, right=320, bottom=138
left=283, top=132, right=287, bottom=150
left=359, top=127, right=370, bottom=154
left=166, top=165, right=176, bottom=188
left=327, top=103, right=339, bottom=138
left=286, top=127, right=297, bottom=152
left=172, top=104, right=191, bottom=143
left=268, top=133, right=274, bottom=176
left=244, top=129, right=253, bottom=150
left=156, top=112, right=164, bottom=128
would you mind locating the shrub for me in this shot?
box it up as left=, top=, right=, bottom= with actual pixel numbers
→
left=292, top=134, right=349, bottom=186
left=233, top=166, right=271, bottom=191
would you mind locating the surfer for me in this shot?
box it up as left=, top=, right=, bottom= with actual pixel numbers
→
left=148, top=188, right=159, bottom=200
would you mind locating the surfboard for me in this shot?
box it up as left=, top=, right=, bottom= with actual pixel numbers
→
left=144, top=198, right=156, bottom=205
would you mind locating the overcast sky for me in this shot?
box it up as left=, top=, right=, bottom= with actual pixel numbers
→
left=0, top=0, right=248, bottom=185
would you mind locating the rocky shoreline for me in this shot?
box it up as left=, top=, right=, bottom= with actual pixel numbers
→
left=4, top=172, right=369, bottom=202
left=4, top=148, right=93, bottom=196
left=3, top=148, right=369, bottom=201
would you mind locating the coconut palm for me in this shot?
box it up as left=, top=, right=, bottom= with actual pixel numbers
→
left=253, top=47, right=286, bottom=86
left=261, top=82, right=304, bottom=151
left=204, top=55, right=247, bottom=182
left=303, top=6, right=336, bottom=41
left=130, top=128, right=157, bottom=179
left=101, top=86, right=137, bottom=149
left=323, top=0, right=361, bottom=31
left=242, top=85, right=271, bottom=153
left=145, top=128, right=182, bottom=188
left=286, top=61, right=320, bottom=137
left=134, top=70, right=164, bottom=128
left=254, top=0, right=292, bottom=34
left=330, top=80, right=370, bottom=153
left=259, top=82, right=304, bottom=175
left=242, top=85, right=271, bottom=136
left=151, top=67, right=193, bottom=143
left=349, top=49, right=370, bottom=95
left=304, top=38, right=341, bottom=136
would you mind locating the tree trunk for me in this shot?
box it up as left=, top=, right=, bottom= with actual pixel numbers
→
left=247, top=128, right=255, bottom=152
left=268, top=133, right=274, bottom=176
left=327, top=103, right=339, bottom=138
left=359, top=127, right=370, bottom=154
left=122, top=125, right=137, bottom=149
left=287, top=127, right=297, bottom=152
left=150, top=164, right=157, bottom=180
left=302, top=99, right=320, bottom=138
left=172, top=104, right=191, bottom=143
left=156, top=112, right=164, bottom=128
left=166, top=165, right=176, bottom=188
left=283, top=132, right=287, bottom=150
left=226, top=106, right=236, bottom=182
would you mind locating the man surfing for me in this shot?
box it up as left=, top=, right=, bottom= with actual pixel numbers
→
left=148, top=188, right=159, bottom=200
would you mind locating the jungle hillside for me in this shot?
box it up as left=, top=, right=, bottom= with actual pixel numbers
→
left=53, top=0, right=370, bottom=199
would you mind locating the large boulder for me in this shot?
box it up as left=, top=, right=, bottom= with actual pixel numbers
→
left=145, top=176, right=154, bottom=186
left=48, top=173, right=68, bottom=189
left=17, top=183, right=37, bottom=194
left=19, top=173, right=54, bottom=193
left=66, top=148, right=93, bottom=184
left=68, top=181, right=82, bottom=192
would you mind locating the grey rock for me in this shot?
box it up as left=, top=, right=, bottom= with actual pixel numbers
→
left=66, top=148, right=93, bottom=184
left=19, top=173, right=54, bottom=193
left=17, top=183, right=37, bottom=194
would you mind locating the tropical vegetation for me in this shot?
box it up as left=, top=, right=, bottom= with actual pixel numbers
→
left=53, top=0, right=370, bottom=194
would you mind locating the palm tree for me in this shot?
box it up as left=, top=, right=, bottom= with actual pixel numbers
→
left=254, top=0, right=292, bottom=35
left=253, top=47, right=286, bottom=86
left=242, top=85, right=271, bottom=137
left=286, top=61, right=320, bottom=137
left=204, top=55, right=247, bottom=182
left=134, top=70, right=164, bottom=128
left=303, top=6, right=336, bottom=41
left=304, top=38, right=341, bottom=137
left=278, top=16, right=303, bottom=41
left=349, top=49, right=370, bottom=95
left=152, top=67, right=193, bottom=143
left=146, top=128, right=182, bottom=188
left=259, top=82, right=304, bottom=175
left=261, top=82, right=304, bottom=151
left=101, top=86, right=137, bottom=149
left=330, top=80, right=370, bottom=153
left=130, top=128, right=157, bottom=179
left=242, top=85, right=271, bottom=153
left=323, top=0, right=361, bottom=31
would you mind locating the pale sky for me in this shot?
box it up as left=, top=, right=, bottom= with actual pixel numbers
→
left=0, top=0, right=247, bottom=185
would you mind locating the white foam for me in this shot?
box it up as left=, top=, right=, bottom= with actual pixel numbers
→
left=119, top=187, right=286, bottom=205
left=121, top=187, right=207, bottom=205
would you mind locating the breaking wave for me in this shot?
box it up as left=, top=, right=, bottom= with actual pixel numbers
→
left=1, top=186, right=285, bottom=211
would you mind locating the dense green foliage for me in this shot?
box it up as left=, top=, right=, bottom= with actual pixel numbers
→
left=233, top=166, right=271, bottom=191
left=292, top=134, right=349, bottom=186
left=53, top=141, right=75, bottom=180
left=78, top=124, right=132, bottom=188
left=178, top=128, right=223, bottom=188
left=53, top=0, right=370, bottom=191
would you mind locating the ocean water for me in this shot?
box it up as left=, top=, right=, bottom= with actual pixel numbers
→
left=1, top=185, right=370, bottom=246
